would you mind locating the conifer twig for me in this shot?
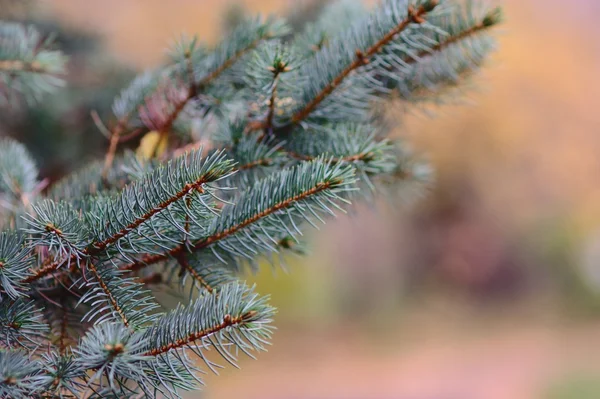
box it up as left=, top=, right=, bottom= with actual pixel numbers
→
left=0, top=60, right=50, bottom=74
left=291, top=2, right=438, bottom=124
left=121, top=180, right=334, bottom=271
left=144, top=313, right=248, bottom=356
left=85, top=262, right=130, bottom=328
left=90, top=177, right=208, bottom=252
left=176, top=254, right=214, bottom=294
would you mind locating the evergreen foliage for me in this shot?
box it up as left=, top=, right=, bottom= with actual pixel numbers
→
left=0, top=0, right=501, bottom=397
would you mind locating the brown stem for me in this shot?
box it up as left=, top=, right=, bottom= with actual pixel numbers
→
left=102, top=121, right=126, bottom=181
left=286, top=150, right=373, bottom=164
left=22, top=259, right=65, bottom=283
left=158, top=90, right=194, bottom=135
left=197, top=36, right=265, bottom=90
left=238, top=158, right=273, bottom=170
left=86, top=262, right=129, bottom=327
left=0, top=60, right=48, bottom=74
left=176, top=254, right=214, bottom=294
left=150, top=35, right=268, bottom=143
left=291, top=3, right=436, bottom=124
left=413, top=21, right=492, bottom=62
left=121, top=181, right=334, bottom=272
left=145, top=313, right=245, bottom=356
left=91, top=178, right=208, bottom=252
left=265, top=74, right=280, bottom=130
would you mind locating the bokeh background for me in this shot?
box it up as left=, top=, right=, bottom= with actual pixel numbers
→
left=2, top=0, right=600, bottom=398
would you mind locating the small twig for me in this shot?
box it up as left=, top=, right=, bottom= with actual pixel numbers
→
left=291, top=2, right=438, bottom=124
left=120, top=181, right=334, bottom=271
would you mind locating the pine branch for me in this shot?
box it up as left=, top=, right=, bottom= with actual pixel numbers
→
left=23, top=200, right=89, bottom=265
left=21, top=258, right=64, bottom=284
left=0, top=22, right=67, bottom=104
left=0, top=350, right=43, bottom=398
left=141, top=283, right=273, bottom=364
left=366, top=2, right=502, bottom=104
left=86, top=262, right=130, bottom=328
left=0, top=138, right=40, bottom=206
left=37, top=352, right=85, bottom=398
left=0, top=299, right=49, bottom=350
left=120, top=160, right=356, bottom=271
left=77, top=261, right=160, bottom=329
left=91, top=157, right=229, bottom=252
left=0, top=232, right=34, bottom=298
left=175, top=254, right=215, bottom=294
left=291, top=1, right=439, bottom=124
left=147, top=314, right=244, bottom=357
left=0, top=2, right=502, bottom=397
left=86, top=149, right=233, bottom=259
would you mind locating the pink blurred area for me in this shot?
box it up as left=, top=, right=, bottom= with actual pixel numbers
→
left=40, top=0, right=600, bottom=397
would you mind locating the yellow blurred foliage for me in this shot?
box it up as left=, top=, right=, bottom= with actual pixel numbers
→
left=137, top=130, right=169, bottom=160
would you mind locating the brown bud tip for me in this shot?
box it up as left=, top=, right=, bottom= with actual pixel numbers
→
left=223, top=314, right=232, bottom=324
left=105, top=342, right=125, bottom=355
left=4, top=376, right=17, bottom=385
left=9, top=322, right=21, bottom=329
left=45, top=223, right=62, bottom=235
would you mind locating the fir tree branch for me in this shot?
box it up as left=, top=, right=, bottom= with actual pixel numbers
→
left=0, top=22, right=67, bottom=104
left=402, top=6, right=501, bottom=68
left=153, top=33, right=268, bottom=136
left=140, top=283, right=274, bottom=368
left=21, top=258, right=63, bottom=284
left=286, top=150, right=373, bottom=163
left=0, top=138, right=40, bottom=205
left=86, top=149, right=233, bottom=258
left=78, top=262, right=160, bottom=330
left=90, top=174, right=211, bottom=252
left=120, top=168, right=341, bottom=272
left=86, top=262, right=130, bottom=328
left=238, top=158, right=274, bottom=171
left=175, top=250, right=214, bottom=294
left=291, top=1, right=439, bottom=124
left=0, top=59, right=48, bottom=74
left=197, top=182, right=334, bottom=249
left=0, top=299, right=49, bottom=350
left=0, top=3, right=502, bottom=396
left=145, top=313, right=245, bottom=356
left=0, top=232, right=34, bottom=298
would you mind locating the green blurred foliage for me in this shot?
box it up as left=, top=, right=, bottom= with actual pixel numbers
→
left=545, top=375, right=600, bottom=399
left=0, top=3, right=134, bottom=180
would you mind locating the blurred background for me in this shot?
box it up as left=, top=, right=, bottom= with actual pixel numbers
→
left=2, top=0, right=600, bottom=397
